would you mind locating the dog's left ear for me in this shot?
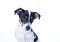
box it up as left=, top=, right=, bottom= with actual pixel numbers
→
left=34, top=12, right=41, bottom=20
left=14, top=8, right=24, bottom=15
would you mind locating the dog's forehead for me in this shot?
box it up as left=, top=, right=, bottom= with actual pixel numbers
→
left=22, top=10, right=29, bottom=15
left=25, top=10, right=28, bottom=13
left=18, top=10, right=29, bottom=16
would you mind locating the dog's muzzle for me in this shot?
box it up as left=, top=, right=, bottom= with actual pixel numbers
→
left=26, top=25, right=30, bottom=31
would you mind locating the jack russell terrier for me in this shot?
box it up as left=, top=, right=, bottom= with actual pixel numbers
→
left=14, top=8, right=41, bottom=42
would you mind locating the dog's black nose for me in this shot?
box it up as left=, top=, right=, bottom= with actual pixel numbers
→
left=26, top=25, right=30, bottom=31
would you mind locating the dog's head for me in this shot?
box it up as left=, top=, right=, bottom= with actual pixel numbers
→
left=14, top=8, right=41, bottom=25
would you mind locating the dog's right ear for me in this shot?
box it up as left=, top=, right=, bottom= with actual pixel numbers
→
left=14, top=8, right=24, bottom=15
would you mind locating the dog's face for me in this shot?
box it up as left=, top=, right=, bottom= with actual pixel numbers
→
left=15, top=8, right=29, bottom=24
left=14, top=8, right=40, bottom=24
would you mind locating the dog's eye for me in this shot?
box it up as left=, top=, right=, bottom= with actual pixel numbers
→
left=25, top=16, right=28, bottom=18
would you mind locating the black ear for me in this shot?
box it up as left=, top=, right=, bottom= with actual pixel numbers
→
left=14, top=8, right=24, bottom=15
left=34, top=12, right=41, bottom=20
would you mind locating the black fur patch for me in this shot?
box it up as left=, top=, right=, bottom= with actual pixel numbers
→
left=34, top=34, right=38, bottom=42
left=31, top=29, right=38, bottom=42
left=31, top=29, right=33, bottom=31
left=33, top=32, right=38, bottom=42
left=30, top=12, right=36, bottom=24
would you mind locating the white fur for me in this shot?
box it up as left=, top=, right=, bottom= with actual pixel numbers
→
left=15, top=23, right=35, bottom=42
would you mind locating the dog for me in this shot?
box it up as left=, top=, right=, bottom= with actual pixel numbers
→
left=14, top=8, right=41, bottom=42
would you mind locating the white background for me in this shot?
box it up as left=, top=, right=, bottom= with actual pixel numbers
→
left=0, top=0, right=60, bottom=42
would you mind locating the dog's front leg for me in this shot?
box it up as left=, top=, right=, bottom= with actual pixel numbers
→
left=24, top=32, right=34, bottom=42
left=25, top=37, right=34, bottom=42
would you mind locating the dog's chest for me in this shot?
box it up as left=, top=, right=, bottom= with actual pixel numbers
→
left=15, top=25, right=26, bottom=39
left=15, top=24, right=34, bottom=41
